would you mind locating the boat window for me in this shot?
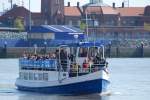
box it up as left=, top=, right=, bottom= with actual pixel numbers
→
left=78, top=48, right=88, bottom=57
left=19, top=72, right=24, bottom=79
left=38, top=73, right=43, bottom=80
left=34, top=73, right=38, bottom=80
left=43, top=73, right=48, bottom=81
left=24, top=72, right=28, bottom=80
left=88, top=47, right=98, bottom=57
left=70, top=47, right=77, bottom=55
left=29, top=72, right=34, bottom=80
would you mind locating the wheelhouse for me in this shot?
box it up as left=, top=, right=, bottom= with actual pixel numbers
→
left=18, top=42, right=109, bottom=81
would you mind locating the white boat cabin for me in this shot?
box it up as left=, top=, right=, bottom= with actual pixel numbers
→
left=19, top=42, right=108, bottom=82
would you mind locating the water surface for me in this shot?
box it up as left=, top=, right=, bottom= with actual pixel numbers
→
left=0, top=58, right=150, bottom=100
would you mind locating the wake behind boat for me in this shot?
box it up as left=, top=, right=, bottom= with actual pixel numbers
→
left=15, top=42, right=110, bottom=95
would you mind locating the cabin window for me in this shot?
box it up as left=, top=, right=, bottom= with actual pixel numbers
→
left=88, top=47, right=98, bottom=57
left=29, top=72, right=34, bottom=80
left=43, top=73, right=48, bottom=81
left=56, top=0, right=60, bottom=4
left=69, top=20, right=72, bottom=25
left=38, top=73, right=43, bottom=80
left=23, top=72, right=28, bottom=80
left=19, top=72, right=24, bottom=79
left=78, top=48, right=88, bottom=57
left=34, top=73, right=38, bottom=80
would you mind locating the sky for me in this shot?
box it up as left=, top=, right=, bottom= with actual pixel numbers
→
left=0, top=0, right=150, bottom=12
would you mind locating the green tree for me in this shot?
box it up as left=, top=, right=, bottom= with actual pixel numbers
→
left=14, top=17, right=24, bottom=31
left=80, top=21, right=86, bottom=31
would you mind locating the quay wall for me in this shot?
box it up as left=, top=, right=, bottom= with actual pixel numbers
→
left=107, top=47, right=150, bottom=57
left=0, top=47, right=150, bottom=58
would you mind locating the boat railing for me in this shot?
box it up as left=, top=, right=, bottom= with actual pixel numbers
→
left=59, top=59, right=70, bottom=72
left=19, top=58, right=58, bottom=70
left=69, top=63, right=108, bottom=76
left=19, top=58, right=108, bottom=74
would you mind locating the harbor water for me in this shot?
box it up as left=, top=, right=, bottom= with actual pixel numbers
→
left=0, top=58, right=150, bottom=100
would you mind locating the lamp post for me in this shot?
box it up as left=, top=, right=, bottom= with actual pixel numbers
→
left=74, top=34, right=79, bottom=63
left=141, top=42, right=144, bottom=57
left=91, top=13, right=96, bottom=42
left=4, top=41, right=7, bottom=57
left=4, top=41, right=7, bottom=49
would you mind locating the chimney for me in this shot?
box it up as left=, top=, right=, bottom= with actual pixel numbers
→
left=68, top=2, right=70, bottom=7
left=112, top=2, right=115, bottom=8
left=122, top=2, right=124, bottom=8
left=77, top=2, right=80, bottom=7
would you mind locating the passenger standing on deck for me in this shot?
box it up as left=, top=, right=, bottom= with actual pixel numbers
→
left=60, top=49, right=68, bottom=71
left=55, top=49, right=59, bottom=59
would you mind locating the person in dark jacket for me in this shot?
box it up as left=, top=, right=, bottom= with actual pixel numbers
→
left=60, top=49, right=68, bottom=71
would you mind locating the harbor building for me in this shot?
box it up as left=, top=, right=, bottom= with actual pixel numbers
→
left=0, top=0, right=150, bottom=58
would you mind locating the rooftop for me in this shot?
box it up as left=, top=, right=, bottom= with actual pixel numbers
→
left=64, top=7, right=81, bottom=16
left=117, top=7, right=144, bottom=16
left=29, top=25, right=83, bottom=33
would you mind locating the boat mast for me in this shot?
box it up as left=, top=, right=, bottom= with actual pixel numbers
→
left=86, top=11, right=89, bottom=42
left=29, top=0, right=31, bottom=31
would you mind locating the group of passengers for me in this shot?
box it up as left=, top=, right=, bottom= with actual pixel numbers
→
left=21, top=49, right=68, bottom=70
left=69, top=52, right=107, bottom=75
left=21, top=49, right=107, bottom=72
left=22, top=51, right=58, bottom=61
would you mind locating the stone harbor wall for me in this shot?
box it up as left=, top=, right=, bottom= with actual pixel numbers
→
left=0, top=46, right=150, bottom=58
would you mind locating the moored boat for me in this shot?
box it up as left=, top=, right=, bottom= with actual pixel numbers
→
left=15, top=42, right=110, bottom=94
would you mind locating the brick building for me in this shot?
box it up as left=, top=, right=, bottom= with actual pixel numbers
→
left=0, top=0, right=150, bottom=41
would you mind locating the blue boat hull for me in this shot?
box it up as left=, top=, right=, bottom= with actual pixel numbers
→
left=17, top=79, right=110, bottom=94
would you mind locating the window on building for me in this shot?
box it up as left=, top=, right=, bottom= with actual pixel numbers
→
left=94, top=20, right=99, bottom=26
left=78, top=20, right=81, bottom=26
left=56, top=0, right=60, bottom=4
left=43, top=33, right=55, bottom=40
left=69, top=20, right=72, bottom=25
left=44, top=20, right=48, bottom=25
left=31, top=20, right=34, bottom=26
left=122, top=20, right=127, bottom=25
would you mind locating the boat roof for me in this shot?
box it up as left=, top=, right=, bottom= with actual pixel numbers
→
left=27, top=25, right=83, bottom=33
left=60, top=40, right=111, bottom=47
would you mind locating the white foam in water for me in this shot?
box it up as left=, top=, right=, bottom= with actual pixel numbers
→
left=112, top=91, right=122, bottom=95
left=99, top=91, right=112, bottom=96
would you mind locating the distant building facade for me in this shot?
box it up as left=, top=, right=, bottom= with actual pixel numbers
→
left=0, top=0, right=150, bottom=41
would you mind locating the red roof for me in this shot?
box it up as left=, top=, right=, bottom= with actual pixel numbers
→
left=1, top=6, right=30, bottom=19
left=64, top=7, right=81, bottom=16
left=102, top=7, right=118, bottom=14
left=117, top=7, right=145, bottom=16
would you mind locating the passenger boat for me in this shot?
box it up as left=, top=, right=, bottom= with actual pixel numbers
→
left=15, top=42, right=110, bottom=94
